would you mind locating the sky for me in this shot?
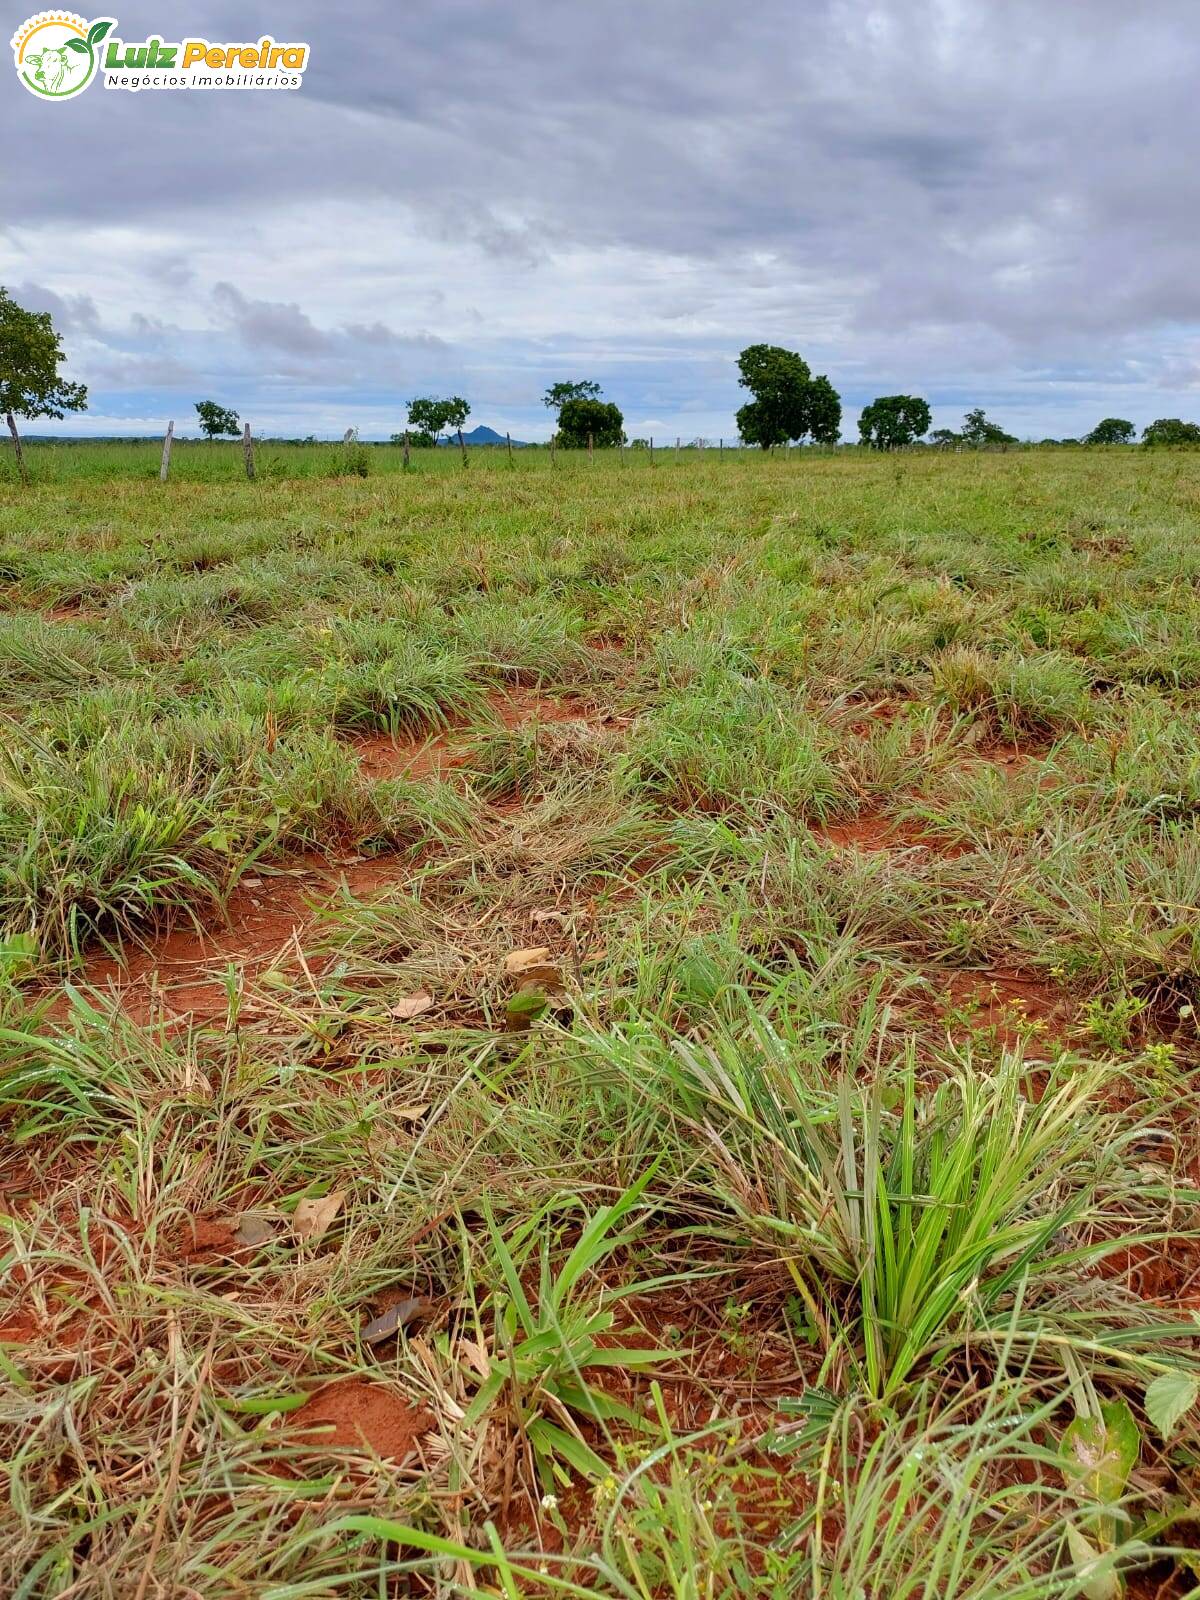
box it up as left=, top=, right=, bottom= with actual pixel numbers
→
left=3, top=0, right=1199, bottom=442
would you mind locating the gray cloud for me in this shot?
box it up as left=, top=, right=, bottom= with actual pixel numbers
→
left=1, top=0, right=1198, bottom=438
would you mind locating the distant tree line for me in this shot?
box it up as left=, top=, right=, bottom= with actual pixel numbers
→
left=6, top=286, right=1200, bottom=484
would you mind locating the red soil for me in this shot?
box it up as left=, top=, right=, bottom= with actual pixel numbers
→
left=814, top=813, right=965, bottom=857
left=349, top=728, right=463, bottom=782
left=1096, top=1236, right=1200, bottom=1307
left=487, top=687, right=601, bottom=729
left=290, top=1381, right=432, bottom=1461
left=177, top=1216, right=251, bottom=1262
left=972, top=738, right=1057, bottom=774
left=939, top=966, right=1075, bottom=1047
left=493, top=1280, right=811, bottom=1559
left=69, top=850, right=411, bottom=1024
left=0, top=1311, right=39, bottom=1343
left=59, top=690, right=607, bottom=1025
left=348, top=689, right=604, bottom=783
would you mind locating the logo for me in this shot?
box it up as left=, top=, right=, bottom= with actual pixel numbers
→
left=11, top=14, right=310, bottom=96
left=11, top=12, right=114, bottom=98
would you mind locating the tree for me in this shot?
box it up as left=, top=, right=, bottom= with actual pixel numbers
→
left=558, top=396, right=624, bottom=448
left=1085, top=417, right=1135, bottom=446
left=858, top=394, right=932, bottom=450
left=734, top=344, right=842, bottom=449
left=1142, top=418, right=1200, bottom=447
left=0, top=286, right=88, bottom=483
left=407, top=396, right=470, bottom=447
left=806, top=375, right=843, bottom=446
left=543, top=380, right=601, bottom=412
left=194, top=401, right=240, bottom=440
left=391, top=428, right=437, bottom=448
left=929, top=428, right=960, bottom=448
left=960, top=408, right=1017, bottom=447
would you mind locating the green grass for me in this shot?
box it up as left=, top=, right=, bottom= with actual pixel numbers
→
left=3, top=445, right=1200, bottom=1597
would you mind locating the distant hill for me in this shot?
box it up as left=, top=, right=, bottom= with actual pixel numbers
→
left=438, top=425, right=529, bottom=447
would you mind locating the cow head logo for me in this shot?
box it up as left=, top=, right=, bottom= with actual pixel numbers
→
left=11, top=12, right=114, bottom=99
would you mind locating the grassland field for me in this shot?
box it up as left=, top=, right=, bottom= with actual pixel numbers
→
left=3, top=442, right=1200, bottom=1596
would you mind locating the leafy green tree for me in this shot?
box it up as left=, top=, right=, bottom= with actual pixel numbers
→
left=407, top=396, right=470, bottom=446
left=1084, top=417, right=1135, bottom=445
left=1142, top=418, right=1200, bottom=447
left=929, top=428, right=960, bottom=448
left=443, top=397, right=470, bottom=444
left=391, top=428, right=437, bottom=448
left=557, top=396, right=624, bottom=448
left=858, top=394, right=932, bottom=450
left=194, top=401, right=240, bottom=440
left=960, top=408, right=1016, bottom=447
left=543, top=380, right=602, bottom=412
left=0, top=286, right=88, bottom=483
left=734, top=344, right=842, bottom=449
left=806, top=375, right=842, bottom=446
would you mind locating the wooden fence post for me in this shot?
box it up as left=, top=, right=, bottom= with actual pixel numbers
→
left=588, top=431, right=594, bottom=462
left=159, top=420, right=174, bottom=483
left=506, top=431, right=513, bottom=463
left=458, top=428, right=468, bottom=467
left=676, top=435, right=681, bottom=460
left=242, top=422, right=255, bottom=480
left=550, top=434, right=557, bottom=467
left=5, top=413, right=27, bottom=486
left=403, top=430, right=411, bottom=469
left=649, top=435, right=654, bottom=467
left=719, top=437, right=723, bottom=459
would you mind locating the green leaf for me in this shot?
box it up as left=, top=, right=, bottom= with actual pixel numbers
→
left=1065, top=1524, right=1122, bottom=1600
left=218, top=1392, right=308, bottom=1415
left=0, top=934, right=38, bottom=978
left=65, top=38, right=89, bottom=53
left=505, top=986, right=548, bottom=1025
left=526, top=1418, right=608, bottom=1481
left=87, top=20, right=114, bottom=45
left=1145, top=1371, right=1199, bottom=1440
left=1062, top=1400, right=1141, bottom=1505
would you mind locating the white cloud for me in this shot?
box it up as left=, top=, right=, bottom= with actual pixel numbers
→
left=2, top=0, right=1198, bottom=439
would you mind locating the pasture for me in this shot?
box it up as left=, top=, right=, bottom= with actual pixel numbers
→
left=2, top=443, right=1200, bottom=1595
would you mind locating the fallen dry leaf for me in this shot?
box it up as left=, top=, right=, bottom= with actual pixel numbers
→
left=390, top=992, right=433, bottom=1020
left=361, top=1296, right=434, bottom=1344
left=235, top=1213, right=276, bottom=1248
left=503, top=946, right=552, bottom=976
left=293, top=1190, right=346, bottom=1244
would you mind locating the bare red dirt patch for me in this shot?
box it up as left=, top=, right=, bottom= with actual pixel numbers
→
left=814, top=813, right=965, bottom=857
left=970, top=738, right=1056, bottom=775
left=348, top=690, right=607, bottom=783
left=59, top=692, right=621, bottom=1024
left=939, top=966, right=1076, bottom=1047
left=68, top=851, right=411, bottom=1024
left=350, top=728, right=463, bottom=782
left=0, top=1310, right=39, bottom=1344
left=290, top=1381, right=431, bottom=1460
left=487, top=687, right=601, bottom=729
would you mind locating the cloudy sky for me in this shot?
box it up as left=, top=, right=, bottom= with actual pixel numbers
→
left=4, top=0, right=1199, bottom=440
